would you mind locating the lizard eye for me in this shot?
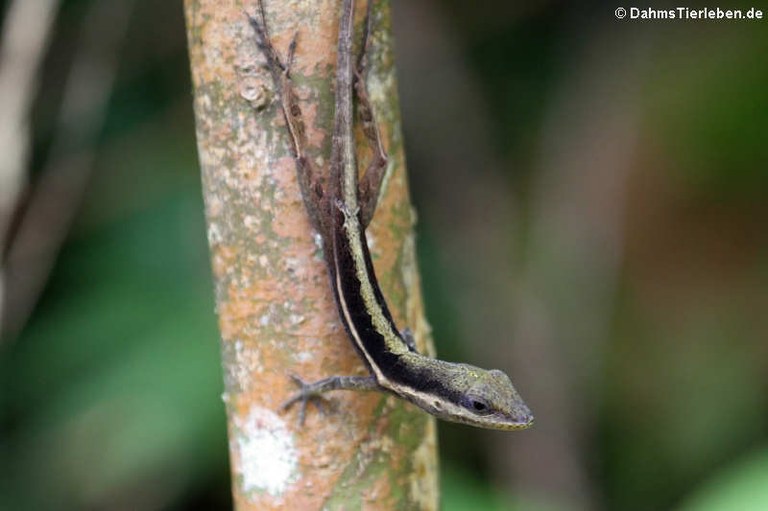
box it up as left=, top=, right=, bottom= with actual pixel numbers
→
left=462, top=396, right=493, bottom=415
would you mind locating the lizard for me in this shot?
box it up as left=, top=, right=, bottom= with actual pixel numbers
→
left=248, top=0, right=533, bottom=430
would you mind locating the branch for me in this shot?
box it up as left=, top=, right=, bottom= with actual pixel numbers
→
left=183, top=1, right=439, bottom=508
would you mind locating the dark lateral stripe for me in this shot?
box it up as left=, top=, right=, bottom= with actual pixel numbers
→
left=332, top=226, right=402, bottom=374
left=331, top=223, right=459, bottom=405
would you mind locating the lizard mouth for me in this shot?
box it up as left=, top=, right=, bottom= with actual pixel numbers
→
left=501, top=405, right=534, bottom=430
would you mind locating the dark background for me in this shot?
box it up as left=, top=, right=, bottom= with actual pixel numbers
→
left=2, top=0, right=767, bottom=510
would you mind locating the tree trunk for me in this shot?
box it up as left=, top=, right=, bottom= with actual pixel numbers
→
left=183, top=0, right=439, bottom=509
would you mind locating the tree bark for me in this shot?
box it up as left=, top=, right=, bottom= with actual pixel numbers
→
left=183, top=0, right=438, bottom=509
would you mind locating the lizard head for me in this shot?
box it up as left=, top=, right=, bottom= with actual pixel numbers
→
left=395, top=357, right=534, bottom=431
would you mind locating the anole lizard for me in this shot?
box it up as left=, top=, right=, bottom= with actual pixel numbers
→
left=249, top=0, right=533, bottom=430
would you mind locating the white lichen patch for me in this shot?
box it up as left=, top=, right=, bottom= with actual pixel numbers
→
left=288, top=313, right=305, bottom=326
left=409, top=419, right=439, bottom=510
left=243, top=214, right=259, bottom=230
left=232, top=406, right=299, bottom=499
left=294, top=349, right=313, bottom=363
left=312, top=232, right=324, bottom=251
left=207, top=222, right=223, bottom=245
left=229, top=338, right=262, bottom=390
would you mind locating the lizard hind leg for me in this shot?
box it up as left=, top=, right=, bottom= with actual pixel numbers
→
left=248, top=2, right=286, bottom=79
left=354, top=0, right=389, bottom=228
left=249, top=1, right=328, bottom=236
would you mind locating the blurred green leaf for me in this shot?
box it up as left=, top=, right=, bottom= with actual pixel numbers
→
left=441, top=464, right=516, bottom=511
left=2, top=193, right=227, bottom=510
left=679, top=448, right=768, bottom=511
left=649, top=27, right=768, bottom=199
left=441, top=464, right=565, bottom=511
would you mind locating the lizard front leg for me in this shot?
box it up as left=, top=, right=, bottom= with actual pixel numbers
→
left=281, top=374, right=379, bottom=425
